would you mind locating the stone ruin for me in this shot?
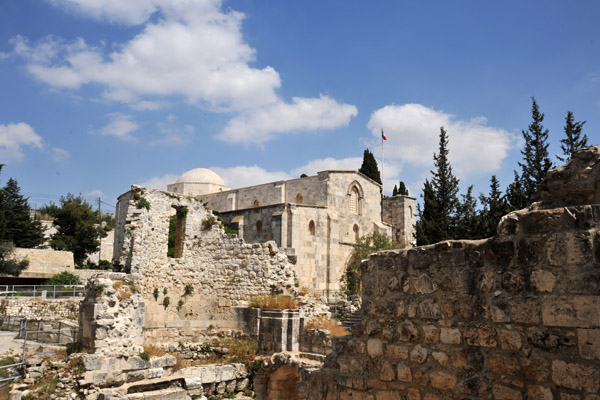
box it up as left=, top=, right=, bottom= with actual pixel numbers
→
left=297, top=146, right=600, bottom=399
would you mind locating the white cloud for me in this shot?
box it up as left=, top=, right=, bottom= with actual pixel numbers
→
left=367, top=104, right=516, bottom=177
left=137, top=173, right=179, bottom=190
left=151, top=122, right=194, bottom=145
left=13, top=1, right=357, bottom=144
left=86, top=189, right=105, bottom=198
left=96, top=113, right=139, bottom=140
left=51, top=147, right=70, bottom=161
left=218, top=95, right=358, bottom=144
left=210, top=166, right=291, bottom=189
left=0, top=122, right=43, bottom=162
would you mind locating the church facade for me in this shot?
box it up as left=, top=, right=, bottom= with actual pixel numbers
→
left=167, top=168, right=416, bottom=293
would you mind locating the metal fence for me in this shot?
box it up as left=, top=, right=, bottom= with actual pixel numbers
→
left=0, top=316, right=81, bottom=383
left=0, top=285, right=86, bottom=299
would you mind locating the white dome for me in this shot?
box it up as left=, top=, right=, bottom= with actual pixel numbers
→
left=176, top=168, right=226, bottom=186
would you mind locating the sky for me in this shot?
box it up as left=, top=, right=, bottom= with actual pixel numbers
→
left=0, top=0, right=599, bottom=213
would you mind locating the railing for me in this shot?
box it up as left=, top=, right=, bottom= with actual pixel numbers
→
left=0, top=316, right=81, bottom=383
left=0, top=285, right=86, bottom=299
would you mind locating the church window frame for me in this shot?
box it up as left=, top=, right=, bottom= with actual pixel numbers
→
left=296, top=193, right=303, bottom=204
left=308, top=220, right=315, bottom=236
left=253, top=199, right=260, bottom=208
left=347, top=182, right=363, bottom=215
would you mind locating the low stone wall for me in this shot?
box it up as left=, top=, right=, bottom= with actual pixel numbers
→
left=300, top=329, right=333, bottom=355
left=301, top=147, right=600, bottom=399
left=0, top=297, right=81, bottom=321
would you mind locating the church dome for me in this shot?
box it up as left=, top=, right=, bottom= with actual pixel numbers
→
left=176, top=168, right=226, bottom=186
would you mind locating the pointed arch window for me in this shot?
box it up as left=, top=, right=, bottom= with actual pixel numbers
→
left=308, top=220, right=315, bottom=236
left=353, top=224, right=359, bottom=242
left=296, top=193, right=303, bottom=204
left=349, top=187, right=360, bottom=214
left=253, top=199, right=260, bottom=207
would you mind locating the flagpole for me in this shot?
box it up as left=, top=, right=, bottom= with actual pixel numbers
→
left=381, top=128, right=385, bottom=197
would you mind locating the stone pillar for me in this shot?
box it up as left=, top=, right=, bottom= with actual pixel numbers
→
left=258, top=309, right=300, bottom=354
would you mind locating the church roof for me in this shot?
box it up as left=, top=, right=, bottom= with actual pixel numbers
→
left=176, top=168, right=226, bottom=186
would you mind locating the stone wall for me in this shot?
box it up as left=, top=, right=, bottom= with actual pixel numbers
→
left=382, top=195, right=417, bottom=247
left=303, top=147, right=600, bottom=399
left=10, top=248, right=74, bottom=279
left=113, top=186, right=297, bottom=339
left=1, top=297, right=81, bottom=321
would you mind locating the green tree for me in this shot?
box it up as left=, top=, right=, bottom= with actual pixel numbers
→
left=358, top=149, right=381, bottom=185
left=479, top=175, right=508, bottom=238
left=0, top=241, right=28, bottom=276
left=341, top=231, right=397, bottom=295
left=557, top=111, right=588, bottom=162
left=392, top=184, right=398, bottom=196
left=518, top=97, right=553, bottom=201
left=454, top=186, right=479, bottom=240
left=397, top=181, right=409, bottom=196
left=505, top=170, right=528, bottom=211
left=45, top=271, right=81, bottom=286
left=49, top=194, right=106, bottom=266
left=415, top=127, right=460, bottom=245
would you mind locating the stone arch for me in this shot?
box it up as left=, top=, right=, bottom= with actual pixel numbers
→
left=296, top=193, right=303, bottom=204
left=253, top=199, right=260, bottom=207
left=308, top=220, right=315, bottom=235
left=347, top=181, right=363, bottom=215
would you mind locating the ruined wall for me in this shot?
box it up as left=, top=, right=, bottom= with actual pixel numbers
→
left=382, top=195, right=417, bottom=247
left=113, top=186, right=296, bottom=341
left=1, top=297, right=81, bottom=321
left=11, top=248, right=74, bottom=278
left=304, top=147, right=600, bottom=399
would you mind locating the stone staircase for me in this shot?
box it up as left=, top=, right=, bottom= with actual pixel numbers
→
left=341, top=310, right=362, bottom=329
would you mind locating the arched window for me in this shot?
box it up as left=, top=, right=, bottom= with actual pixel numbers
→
left=349, top=187, right=360, bottom=214
left=308, top=220, right=315, bottom=235
left=353, top=224, right=359, bottom=242
left=256, top=220, right=262, bottom=233
left=296, top=193, right=303, bottom=204
left=253, top=199, right=260, bottom=207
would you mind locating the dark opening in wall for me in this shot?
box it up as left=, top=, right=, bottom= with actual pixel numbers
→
left=168, top=206, right=187, bottom=258
left=256, top=220, right=263, bottom=233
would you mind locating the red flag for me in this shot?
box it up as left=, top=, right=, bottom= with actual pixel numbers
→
left=381, top=129, right=387, bottom=140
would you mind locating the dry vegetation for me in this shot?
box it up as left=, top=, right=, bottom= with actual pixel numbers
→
left=305, top=316, right=348, bottom=337
left=248, top=294, right=299, bottom=310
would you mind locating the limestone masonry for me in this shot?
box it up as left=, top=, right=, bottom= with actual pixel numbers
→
left=300, top=146, right=600, bottom=399
left=166, top=169, right=416, bottom=292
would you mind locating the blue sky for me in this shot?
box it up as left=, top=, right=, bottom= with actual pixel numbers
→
left=0, top=0, right=598, bottom=212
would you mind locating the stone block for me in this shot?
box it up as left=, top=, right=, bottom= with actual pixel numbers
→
left=429, top=371, right=457, bottom=390
left=531, top=270, right=557, bottom=292
left=526, top=385, right=553, bottom=400
left=489, top=354, right=519, bottom=376
left=219, top=365, right=236, bottom=381
left=510, top=300, right=540, bottom=324
left=396, top=361, right=412, bottom=382
left=379, top=360, right=395, bottom=381
left=398, top=320, right=419, bottom=342
left=385, top=344, right=409, bottom=360
left=492, top=384, right=523, bottom=400
left=147, top=368, right=163, bottom=379
left=410, top=344, right=428, bottom=364
left=81, top=354, right=101, bottom=371
left=439, top=328, right=461, bottom=345
left=521, top=358, right=550, bottom=383
left=431, top=351, right=448, bottom=366
left=367, top=338, right=383, bottom=358
left=542, top=296, right=600, bottom=327
left=464, top=323, right=497, bottom=347
left=499, top=329, right=522, bottom=350
left=422, top=325, right=440, bottom=343
left=577, top=329, right=600, bottom=359
left=552, top=360, right=600, bottom=393
left=406, top=388, right=421, bottom=400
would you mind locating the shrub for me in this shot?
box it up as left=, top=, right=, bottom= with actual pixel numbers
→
left=177, top=299, right=184, bottom=311
left=138, top=351, right=150, bottom=362
left=93, top=284, right=105, bottom=296
left=305, top=315, right=348, bottom=337
left=153, top=288, right=159, bottom=301
left=163, top=288, right=168, bottom=296
left=184, top=283, right=194, bottom=296
left=144, top=345, right=166, bottom=357
left=248, top=294, right=298, bottom=310
left=135, top=197, right=151, bottom=210
left=163, top=296, right=170, bottom=308
left=46, top=271, right=81, bottom=286
left=202, top=216, right=217, bottom=230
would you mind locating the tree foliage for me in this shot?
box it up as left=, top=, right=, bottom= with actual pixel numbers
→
left=341, top=231, right=397, bottom=295
left=45, top=271, right=81, bottom=286
left=393, top=181, right=409, bottom=196
left=0, top=167, right=45, bottom=248
left=454, top=186, right=479, bottom=240
left=557, top=111, right=588, bottom=162
left=49, top=194, right=106, bottom=266
left=517, top=97, right=553, bottom=202
left=358, top=148, right=381, bottom=185
left=0, top=241, right=28, bottom=276
left=415, top=127, right=460, bottom=245
left=479, top=175, right=508, bottom=238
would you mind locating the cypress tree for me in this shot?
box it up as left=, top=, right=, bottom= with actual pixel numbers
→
left=358, top=149, right=382, bottom=184
left=518, top=97, right=553, bottom=201
left=557, top=111, right=588, bottom=162
left=415, top=127, right=460, bottom=245
left=397, top=181, right=409, bottom=196
left=0, top=176, right=45, bottom=248
left=455, top=186, right=479, bottom=240
left=392, top=185, right=398, bottom=196
left=479, top=175, right=508, bottom=238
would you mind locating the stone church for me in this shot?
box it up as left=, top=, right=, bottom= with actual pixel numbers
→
left=167, top=168, right=416, bottom=293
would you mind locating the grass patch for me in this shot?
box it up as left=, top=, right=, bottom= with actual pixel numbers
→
left=248, top=294, right=298, bottom=310
left=144, top=345, right=166, bottom=358
left=305, top=315, right=348, bottom=337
